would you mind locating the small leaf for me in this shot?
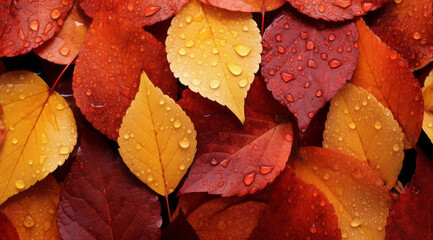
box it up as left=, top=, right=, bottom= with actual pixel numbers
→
left=0, top=175, right=61, bottom=240
left=0, top=0, right=73, bottom=57
left=295, top=147, right=393, bottom=240
left=352, top=19, right=423, bottom=148
left=205, top=0, right=285, bottom=12
left=58, top=123, right=162, bottom=240
left=323, top=83, right=404, bottom=187
left=422, top=70, right=433, bottom=143
left=261, top=9, right=358, bottom=133
left=34, top=3, right=91, bottom=65
left=166, top=0, right=262, bottom=123
left=0, top=211, right=19, bottom=240
left=0, top=71, right=77, bottom=205
left=118, top=72, right=197, bottom=196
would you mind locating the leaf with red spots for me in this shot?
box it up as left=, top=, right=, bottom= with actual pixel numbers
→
left=57, top=124, right=162, bottom=240
left=369, top=0, right=433, bottom=70
left=352, top=19, right=423, bottom=148
left=179, top=78, right=293, bottom=197
left=287, top=0, right=388, bottom=21
left=0, top=212, right=19, bottom=240
left=78, top=0, right=188, bottom=27
left=205, top=0, right=285, bottom=12
left=250, top=168, right=341, bottom=240
left=261, top=9, right=358, bottom=134
left=385, top=148, right=433, bottom=240
left=0, top=0, right=72, bottom=57
left=73, top=16, right=177, bottom=140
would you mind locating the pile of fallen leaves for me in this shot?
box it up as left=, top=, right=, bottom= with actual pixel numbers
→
left=0, top=0, right=432, bottom=239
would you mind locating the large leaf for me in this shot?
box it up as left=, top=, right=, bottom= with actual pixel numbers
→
left=0, top=175, right=61, bottom=240
left=205, top=0, right=285, bottom=12
left=0, top=211, right=19, bottom=240
left=0, top=0, right=72, bottom=57
left=118, top=72, right=197, bottom=196
left=351, top=19, right=423, bottom=148
left=422, top=70, right=433, bottom=143
left=73, top=16, right=177, bottom=140
left=179, top=78, right=293, bottom=197
left=369, top=0, right=433, bottom=70
left=166, top=0, right=262, bottom=123
left=295, top=147, right=393, bottom=240
left=57, top=123, right=162, bottom=240
left=323, top=83, right=404, bottom=187
left=261, top=9, right=358, bottom=134
left=0, top=71, right=77, bottom=205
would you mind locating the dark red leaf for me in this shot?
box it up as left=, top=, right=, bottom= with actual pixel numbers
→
left=0, top=0, right=72, bottom=56
left=385, top=148, right=433, bottom=240
left=286, top=0, right=388, bottom=21
left=73, top=16, right=177, bottom=140
left=261, top=9, right=358, bottom=134
left=179, top=77, right=293, bottom=197
left=250, top=168, right=341, bottom=240
left=161, top=208, right=199, bottom=240
left=57, top=124, right=162, bottom=240
left=78, top=0, right=188, bottom=27
left=0, top=211, right=19, bottom=240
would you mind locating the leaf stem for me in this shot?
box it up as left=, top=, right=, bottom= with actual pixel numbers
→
left=165, top=190, right=173, bottom=222
left=49, top=54, right=78, bottom=93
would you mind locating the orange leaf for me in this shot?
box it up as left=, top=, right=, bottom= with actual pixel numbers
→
left=295, top=147, right=393, bottom=240
left=352, top=19, right=423, bottom=148
left=0, top=175, right=61, bottom=240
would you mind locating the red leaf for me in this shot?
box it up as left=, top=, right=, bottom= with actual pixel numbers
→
left=0, top=211, right=19, bottom=240
left=369, top=0, right=433, bottom=70
left=0, top=0, right=73, bottom=57
left=261, top=9, right=358, bottom=133
left=0, top=106, right=4, bottom=148
left=78, top=0, right=188, bottom=27
left=385, top=148, right=433, bottom=240
left=57, top=124, right=162, bottom=240
left=204, top=0, right=285, bottom=12
left=179, top=78, right=293, bottom=197
left=73, top=16, right=177, bottom=140
left=250, top=168, right=341, bottom=240
left=286, top=0, right=388, bottom=21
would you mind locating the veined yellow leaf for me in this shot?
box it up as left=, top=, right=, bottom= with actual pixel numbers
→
left=323, top=83, right=404, bottom=188
left=422, top=70, right=433, bottom=142
left=118, top=72, right=197, bottom=196
left=0, top=71, right=77, bottom=205
left=166, top=0, right=262, bottom=123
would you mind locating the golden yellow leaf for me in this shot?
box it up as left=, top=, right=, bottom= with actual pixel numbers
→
left=422, top=70, right=433, bottom=143
left=166, top=0, right=262, bottom=123
left=0, top=175, right=61, bottom=239
left=118, top=72, right=197, bottom=196
left=323, top=83, right=404, bottom=187
left=0, top=71, right=77, bottom=205
left=295, top=147, right=393, bottom=240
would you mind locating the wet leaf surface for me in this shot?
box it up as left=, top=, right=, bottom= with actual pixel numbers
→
left=205, top=0, right=285, bottom=12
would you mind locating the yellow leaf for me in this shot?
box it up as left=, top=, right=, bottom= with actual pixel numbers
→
left=423, top=70, right=433, bottom=143
left=323, top=83, right=404, bottom=187
left=118, top=72, right=197, bottom=196
left=0, top=71, right=77, bottom=205
left=0, top=175, right=61, bottom=239
left=166, top=0, right=262, bottom=123
left=295, top=147, right=393, bottom=240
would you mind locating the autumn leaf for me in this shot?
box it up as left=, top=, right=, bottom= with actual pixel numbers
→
left=161, top=208, right=199, bottom=240
left=57, top=122, right=162, bottom=240
left=323, top=83, right=404, bottom=187
left=351, top=19, right=423, bottom=148
left=34, top=3, right=91, bottom=65
left=204, top=0, right=285, bottom=12
left=0, top=175, right=61, bottom=240
left=286, top=0, right=387, bottom=21
left=73, top=16, right=177, bottom=140
left=250, top=168, right=341, bottom=240
left=0, top=211, right=19, bottom=240
left=422, top=70, right=433, bottom=143
left=166, top=0, right=262, bottom=123
left=369, top=0, right=433, bottom=70
left=118, top=72, right=197, bottom=196
left=385, top=148, right=433, bottom=240
left=261, top=9, right=358, bottom=134
left=295, top=147, right=393, bottom=240
left=179, top=78, right=293, bottom=197
left=0, top=71, right=77, bottom=205
left=78, top=0, right=188, bottom=27
left=0, top=0, right=73, bottom=57
left=0, top=106, right=5, bottom=148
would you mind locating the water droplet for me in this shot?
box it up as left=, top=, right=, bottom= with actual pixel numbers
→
left=307, top=59, right=318, bottom=68
left=323, top=172, right=330, bottom=180
left=179, top=138, right=190, bottom=149
left=377, top=226, right=383, bottom=231
left=361, top=2, right=374, bottom=12
left=315, top=89, right=323, bottom=97
left=233, top=44, right=251, bottom=56
left=147, top=175, right=154, bottom=182
left=179, top=164, right=186, bottom=170
left=285, top=94, right=294, bottom=102
left=51, top=9, right=61, bottom=19
left=243, top=171, right=256, bottom=186
left=159, top=99, right=165, bottom=105
left=210, top=159, right=218, bottom=165
left=220, top=159, right=229, bottom=168
left=280, top=72, right=295, bottom=82
left=413, top=32, right=421, bottom=40
left=56, top=103, right=64, bottom=110
left=15, top=179, right=25, bottom=189
left=192, top=79, right=202, bottom=86
left=59, top=45, right=70, bottom=56
left=86, top=89, right=92, bottom=96
left=275, top=34, right=282, bottom=42
left=185, top=16, right=192, bottom=23
left=178, top=48, right=186, bottom=55
left=328, top=34, right=336, bottom=41
left=350, top=218, right=363, bottom=228
left=144, top=6, right=161, bottom=16
left=209, top=79, right=220, bottom=89
left=30, top=20, right=39, bottom=31
left=306, top=40, right=315, bottom=50
left=310, top=225, right=317, bottom=233
left=79, top=161, right=84, bottom=169
left=348, top=122, right=356, bottom=129
left=259, top=165, right=274, bottom=175
left=135, top=143, right=142, bottom=150
left=40, top=155, right=47, bottom=164
left=318, top=4, right=326, bottom=12
left=351, top=168, right=363, bottom=179
left=242, top=25, right=249, bottom=31
left=226, top=63, right=242, bottom=75
left=238, top=79, right=248, bottom=88
left=285, top=134, right=293, bottom=142
left=59, top=146, right=69, bottom=155
left=12, top=138, right=18, bottom=144
left=329, top=59, right=343, bottom=68
left=332, top=0, right=352, bottom=8
left=185, top=40, right=195, bottom=48
left=374, top=121, right=382, bottom=130
left=393, top=144, right=400, bottom=152
left=23, top=215, right=35, bottom=228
